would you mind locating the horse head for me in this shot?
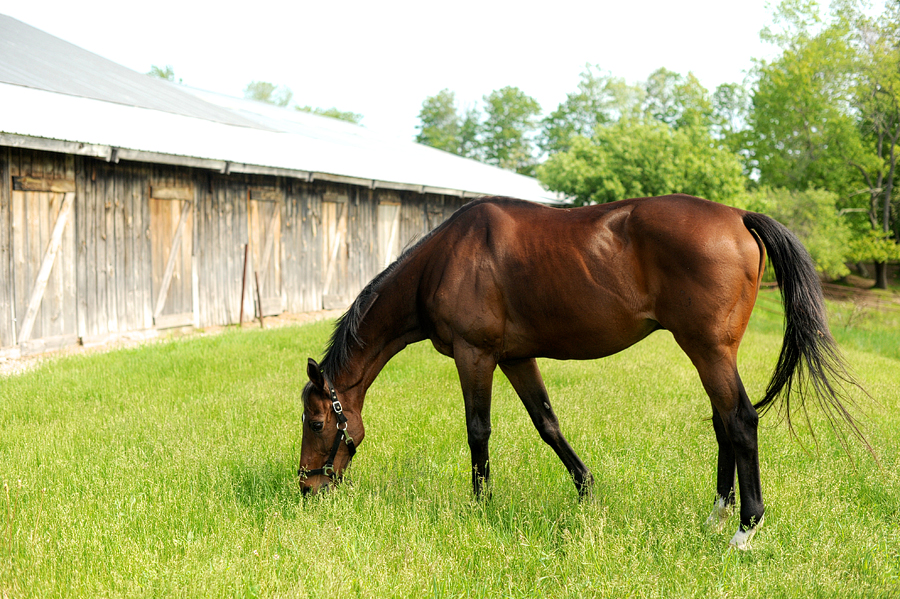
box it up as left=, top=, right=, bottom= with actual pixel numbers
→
left=298, top=358, right=364, bottom=494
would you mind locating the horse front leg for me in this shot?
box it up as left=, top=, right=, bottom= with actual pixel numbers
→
left=454, top=345, right=496, bottom=498
left=499, top=358, right=594, bottom=498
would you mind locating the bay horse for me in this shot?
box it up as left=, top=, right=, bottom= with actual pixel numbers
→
left=298, top=194, right=864, bottom=549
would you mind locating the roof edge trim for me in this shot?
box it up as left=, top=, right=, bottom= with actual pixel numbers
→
left=0, top=133, right=481, bottom=196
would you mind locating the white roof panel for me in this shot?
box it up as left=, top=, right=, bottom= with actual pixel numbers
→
left=0, top=14, right=559, bottom=203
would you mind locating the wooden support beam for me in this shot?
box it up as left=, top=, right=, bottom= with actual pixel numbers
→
left=150, top=186, right=193, bottom=201
left=12, top=177, right=76, bottom=193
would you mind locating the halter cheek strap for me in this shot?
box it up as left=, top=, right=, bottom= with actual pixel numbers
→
left=298, top=376, right=357, bottom=481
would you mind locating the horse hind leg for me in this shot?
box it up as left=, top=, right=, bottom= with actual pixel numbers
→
left=705, top=409, right=736, bottom=532
left=499, top=358, right=594, bottom=498
left=692, top=355, right=765, bottom=549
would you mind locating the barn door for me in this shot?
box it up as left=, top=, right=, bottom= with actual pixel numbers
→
left=377, top=202, right=402, bottom=270
left=248, top=188, right=284, bottom=317
left=321, top=196, right=349, bottom=309
left=11, top=177, right=78, bottom=352
left=150, top=187, right=194, bottom=329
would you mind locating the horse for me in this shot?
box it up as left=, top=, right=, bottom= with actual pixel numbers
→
left=297, top=194, right=865, bottom=549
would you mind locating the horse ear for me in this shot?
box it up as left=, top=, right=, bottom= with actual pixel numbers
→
left=307, top=358, right=325, bottom=390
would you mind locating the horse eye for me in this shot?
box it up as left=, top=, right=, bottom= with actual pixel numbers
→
left=310, top=421, right=325, bottom=433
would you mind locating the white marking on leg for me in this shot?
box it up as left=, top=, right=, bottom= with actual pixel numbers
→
left=705, top=495, right=732, bottom=533
left=729, top=515, right=764, bottom=550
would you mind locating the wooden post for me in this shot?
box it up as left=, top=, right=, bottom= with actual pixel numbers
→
left=239, top=243, right=249, bottom=327
left=254, top=271, right=264, bottom=328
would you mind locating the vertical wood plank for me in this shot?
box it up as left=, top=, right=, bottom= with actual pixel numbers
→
left=114, top=167, right=126, bottom=331
left=75, top=156, right=88, bottom=339
left=0, top=147, right=12, bottom=347
left=94, top=165, right=107, bottom=334
left=141, top=166, right=153, bottom=329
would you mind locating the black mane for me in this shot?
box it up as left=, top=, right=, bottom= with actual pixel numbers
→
left=315, top=197, right=510, bottom=382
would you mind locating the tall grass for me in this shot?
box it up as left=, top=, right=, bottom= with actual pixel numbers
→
left=1, top=292, right=898, bottom=597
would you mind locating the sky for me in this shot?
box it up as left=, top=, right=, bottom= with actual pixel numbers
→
left=0, top=0, right=781, bottom=140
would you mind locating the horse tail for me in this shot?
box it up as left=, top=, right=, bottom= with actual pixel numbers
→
left=742, top=212, right=871, bottom=454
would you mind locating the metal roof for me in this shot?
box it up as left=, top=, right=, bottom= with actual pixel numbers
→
left=0, top=14, right=559, bottom=203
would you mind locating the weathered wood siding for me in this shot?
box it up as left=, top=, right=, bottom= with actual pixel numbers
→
left=0, top=147, right=468, bottom=354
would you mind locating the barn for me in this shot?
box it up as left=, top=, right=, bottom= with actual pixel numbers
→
left=0, top=14, right=558, bottom=358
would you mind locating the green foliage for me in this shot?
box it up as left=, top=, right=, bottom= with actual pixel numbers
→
left=480, top=86, right=542, bottom=174
left=297, top=106, right=363, bottom=125
left=643, top=68, right=714, bottom=131
left=414, top=86, right=541, bottom=173
left=749, top=0, right=900, bottom=280
left=1, top=312, right=898, bottom=597
left=415, top=89, right=464, bottom=154
left=538, top=119, right=745, bottom=205
left=732, top=187, right=853, bottom=279
left=414, top=89, right=480, bottom=158
left=243, top=81, right=294, bottom=107
left=847, top=229, right=900, bottom=264
left=242, top=81, right=362, bottom=124
left=539, top=64, right=643, bottom=155
left=147, top=64, right=178, bottom=83
left=749, top=18, right=862, bottom=198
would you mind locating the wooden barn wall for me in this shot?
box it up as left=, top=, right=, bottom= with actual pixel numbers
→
left=0, top=147, right=469, bottom=353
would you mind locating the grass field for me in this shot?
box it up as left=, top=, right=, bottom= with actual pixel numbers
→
left=1, top=289, right=898, bottom=598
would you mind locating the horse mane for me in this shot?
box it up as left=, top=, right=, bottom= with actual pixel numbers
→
left=317, top=197, right=508, bottom=381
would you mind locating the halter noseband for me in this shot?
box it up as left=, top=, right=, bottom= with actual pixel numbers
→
left=298, top=376, right=357, bottom=482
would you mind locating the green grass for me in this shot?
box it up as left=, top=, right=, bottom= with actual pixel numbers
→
left=1, top=290, right=898, bottom=598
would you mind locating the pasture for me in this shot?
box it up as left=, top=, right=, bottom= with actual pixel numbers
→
left=1, top=289, right=898, bottom=598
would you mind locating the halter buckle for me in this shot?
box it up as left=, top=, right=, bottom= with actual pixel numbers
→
left=323, top=464, right=335, bottom=478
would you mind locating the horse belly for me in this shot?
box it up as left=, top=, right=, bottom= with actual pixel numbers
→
left=502, top=285, right=658, bottom=361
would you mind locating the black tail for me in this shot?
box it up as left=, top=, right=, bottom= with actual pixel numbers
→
left=742, top=212, right=871, bottom=454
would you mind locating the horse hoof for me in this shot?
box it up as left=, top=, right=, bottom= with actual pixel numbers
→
left=728, top=515, right=764, bottom=550
left=704, top=496, right=731, bottom=533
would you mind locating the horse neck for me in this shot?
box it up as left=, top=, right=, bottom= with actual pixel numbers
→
left=329, top=262, right=424, bottom=409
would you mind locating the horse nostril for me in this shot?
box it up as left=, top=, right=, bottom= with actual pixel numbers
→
left=310, top=421, right=324, bottom=432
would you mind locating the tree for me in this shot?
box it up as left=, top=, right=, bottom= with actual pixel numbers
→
left=749, top=7, right=861, bottom=197
left=415, top=90, right=481, bottom=159
left=480, top=86, right=542, bottom=174
left=845, top=0, right=900, bottom=287
left=711, top=82, right=752, bottom=170
left=539, top=65, right=643, bottom=155
left=642, top=69, right=713, bottom=131
left=148, top=65, right=180, bottom=83
left=415, top=89, right=461, bottom=153
left=297, top=106, right=363, bottom=125
left=243, top=81, right=293, bottom=107
left=537, top=118, right=745, bottom=205
left=749, top=0, right=899, bottom=287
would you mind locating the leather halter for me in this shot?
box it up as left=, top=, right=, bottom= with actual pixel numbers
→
left=298, top=376, right=357, bottom=482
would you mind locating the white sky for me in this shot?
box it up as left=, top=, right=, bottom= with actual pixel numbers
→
left=0, top=0, right=780, bottom=140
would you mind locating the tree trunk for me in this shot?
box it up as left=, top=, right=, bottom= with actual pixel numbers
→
left=874, top=261, right=888, bottom=290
